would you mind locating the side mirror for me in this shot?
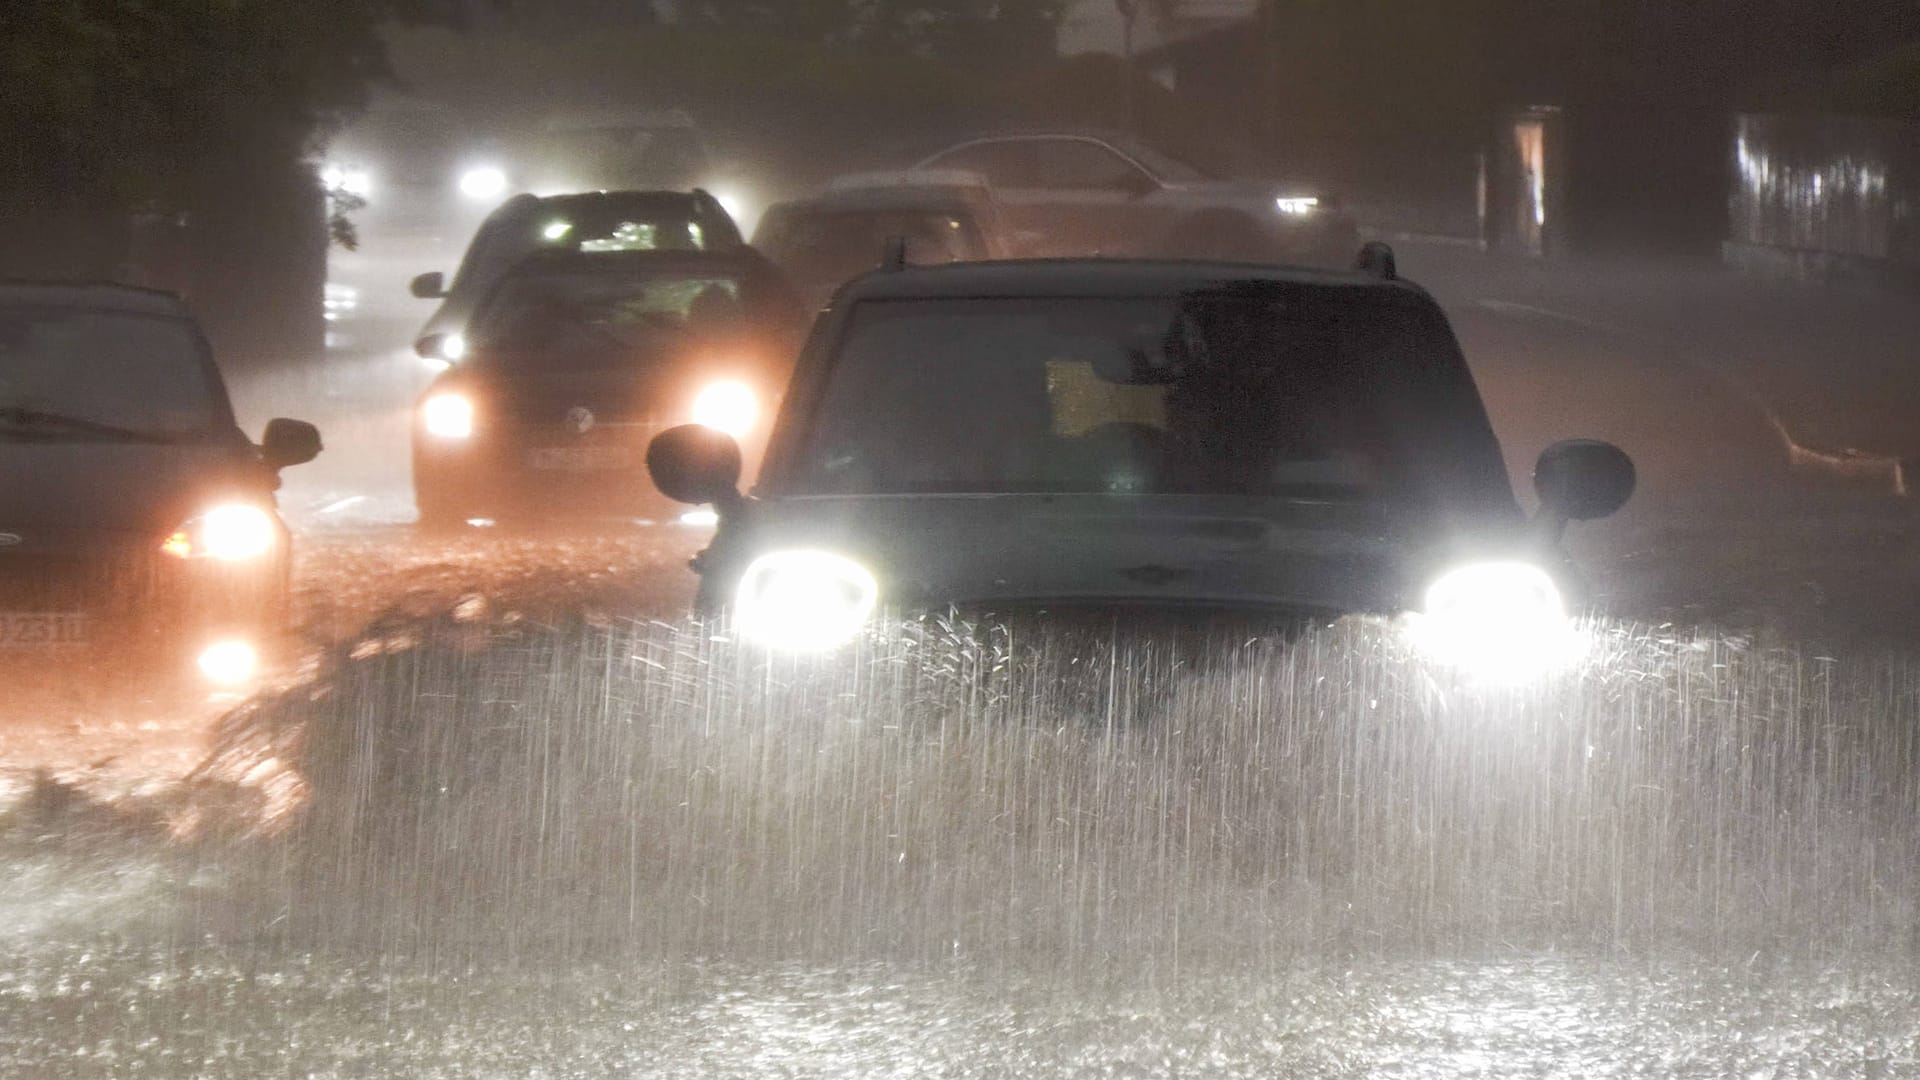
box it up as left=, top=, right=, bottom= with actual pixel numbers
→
left=262, top=418, right=323, bottom=470
left=410, top=272, right=447, bottom=299
left=1534, top=439, right=1634, bottom=532
left=647, top=424, right=742, bottom=507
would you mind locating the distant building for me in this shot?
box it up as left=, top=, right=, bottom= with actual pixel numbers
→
left=1057, top=0, right=1256, bottom=58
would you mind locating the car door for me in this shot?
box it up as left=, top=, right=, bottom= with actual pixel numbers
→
left=1025, top=137, right=1162, bottom=257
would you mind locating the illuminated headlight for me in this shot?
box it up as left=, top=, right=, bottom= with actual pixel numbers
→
left=161, top=504, right=278, bottom=561
left=321, top=163, right=374, bottom=198
left=735, top=551, right=879, bottom=653
left=197, top=640, right=259, bottom=686
left=438, top=332, right=468, bottom=362
left=458, top=165, right=509, bottom=201
left=422, top=393, right=474, bottom=439
left=1412, top=561, right=1575, bottom=680
left=1275, top=196, right=1321, bottom=216
left=691, top=379, right=758, bottom=439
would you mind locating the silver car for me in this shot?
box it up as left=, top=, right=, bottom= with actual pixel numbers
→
left=913, top=131, right=1358, bottom=265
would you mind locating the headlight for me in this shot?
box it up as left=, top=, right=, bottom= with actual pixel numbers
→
left=735, top=551, right=879, bottom=653
left=691, top=379, right=758, bottom=439
left=1275, top=196, right=1321, bottom=216
left=197, top=640, right=259, bottom=685
left=321, top=163, right=374, bottom=198
left=161, top=504, right=278, bottom=561
left=422, top=393, right=474, bottom=439
left=459, top=166, right=509, bottom=201
left=1412, top=561, right=1574, bottom=680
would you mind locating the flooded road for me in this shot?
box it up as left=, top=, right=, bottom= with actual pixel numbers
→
left=4, top=244, right=1918, bottom=1076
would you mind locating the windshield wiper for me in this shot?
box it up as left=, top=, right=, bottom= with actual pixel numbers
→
left=0, top=406, right=183, bottom=444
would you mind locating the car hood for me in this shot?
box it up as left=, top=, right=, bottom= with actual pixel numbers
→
left=0, top=441, right=265, bottom=543
left=712, top=493, right=1521, bottom=616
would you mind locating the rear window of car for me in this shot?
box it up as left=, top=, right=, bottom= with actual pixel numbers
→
left=776, top=286, right=1508, bottom=504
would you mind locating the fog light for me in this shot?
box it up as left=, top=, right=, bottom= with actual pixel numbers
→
left=735, top=550, right=878, bottom=653
left=691, top=380, right=758, bottom=439
left=1412, top=561, right=1575, bottom=681
left=197, top=640, right=259, bottom=685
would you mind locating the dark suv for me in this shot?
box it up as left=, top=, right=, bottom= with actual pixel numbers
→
left=409, top=190, right=746, bottom=366
left=0, top=283, right=320, bottom=689
left=412, top=248, right=805, bottom=528
left=645, top=254, right=1635, bottom=679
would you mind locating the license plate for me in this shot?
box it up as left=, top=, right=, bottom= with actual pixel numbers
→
left=525, top=446, right=631, bottom=471
left=0, top=612, right=89, bottom=648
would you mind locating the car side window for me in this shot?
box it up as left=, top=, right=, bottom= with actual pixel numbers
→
left=1032, top=140, right=1151, bottom=193
left=926, top=142, right=1036, bottom=188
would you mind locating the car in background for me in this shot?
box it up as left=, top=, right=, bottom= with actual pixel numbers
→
left=411, top=247, right=805, bottom=529
left=911, top=131, right=1358, bottom=266
left=319, top=95, right=511, bottom=238
left=644, top=252, right=1636, bottom=680
left=524, top=110, right=716, bottom=196
left=0, top=283, right=321, bottom=690
left=408, top=189, right=745, bottom=366
left=752, top=171, right=1011, bottom=307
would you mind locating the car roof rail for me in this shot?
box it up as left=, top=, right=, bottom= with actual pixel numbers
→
left=1354, top=241, right=1397, bottom=280
left=881, top=235, right=909, bottom=272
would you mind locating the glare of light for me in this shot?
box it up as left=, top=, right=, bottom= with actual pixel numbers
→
left=440, top=332, right=468, bottom=362
left=708, top=187, right=747, bottom=223
left=197, top=640, right=259, bottom=685
left=162, top=504, right=277, bottom=561
left=199, top=505, right=278, bottom=561
left=458, top=165, right=509, bottom=200
left=464, top=518, right=496, bottom=528
left=422, top=393, right=474, bottom=439
left=678, top=509, right=720, bottom=528
left=421, top=356, right=451, bottom=373
left=1275, top=196, right=1321, bottom=215
left=321, top=163, right=373, bottom=198
left=691, top=379, right=758, bottom=439
left=542, top=220, right=574, bottom=241
left=1411, top=561, right=1576, bottom=682
left=735, top=550, right=879, bottom=653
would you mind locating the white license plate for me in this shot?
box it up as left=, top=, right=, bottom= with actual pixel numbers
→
left=0, top=612, right=89, bottom=648
left=524, top=446, right=631, bottom=471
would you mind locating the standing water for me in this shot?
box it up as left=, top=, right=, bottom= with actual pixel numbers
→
left=6, top=605, right=1919, bottom=1074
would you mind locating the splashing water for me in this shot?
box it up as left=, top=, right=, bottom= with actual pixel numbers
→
left=187, top=609, right=1920, bottom=978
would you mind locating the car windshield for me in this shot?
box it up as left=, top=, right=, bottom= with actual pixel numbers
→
left=784, top=289, right=1504, bottom=499
left=0, top=307, right=216, bottom=441
left=469, top=268, right=754, bottom=360
left=450, top=202, right=738, bottom=297
left=761, top=208, right=986, bottom=286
